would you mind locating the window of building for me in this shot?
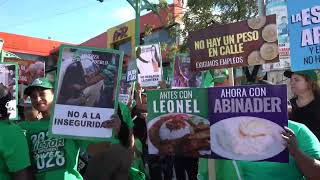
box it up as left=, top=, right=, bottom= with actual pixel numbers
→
left=114, top=40, right=132, bottom=57
left=144, top=29, right=174, bottom=45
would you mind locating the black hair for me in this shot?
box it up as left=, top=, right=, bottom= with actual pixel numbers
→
left=136, top=47, right=141, bottom=57
left=151, top=44, right=160, bottom=67
left=133, top=115, right=147, bottom=144
left=57, top=61, right=86, bottom=104
left=117, top=105, right=131, bottom=149
left=70, top=48, right=77, bottom=52
left=0, top=92, right=11, bottom=120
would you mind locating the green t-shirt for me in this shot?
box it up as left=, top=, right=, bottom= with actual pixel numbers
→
left=201, top=71, right=215, bottom=88
left=130, top=167, right=146, bottom=180
left=215, top=160, right=239, bottom=180
left=0, top=121, right=31, bottom=180
left=119, top=102, right=134, bottom=129
left=20, top=120, right=86, bottom=180
left=198, top=159, right=239, bottom=180
left=197, top=158, right=208, bottom=180
left=237, top=120, right=320, bottom=180
left=132, top=138, right=144, bottom=171
left=131, top=139, right=146, bottom=180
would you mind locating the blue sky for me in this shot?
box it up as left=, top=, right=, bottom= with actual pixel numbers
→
left=0, top=0, right=172, bottom=44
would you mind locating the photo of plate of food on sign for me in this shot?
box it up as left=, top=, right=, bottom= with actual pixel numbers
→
left=148, top=113, right=210, bottom=157
left=211, top=116, right=285, bottom=161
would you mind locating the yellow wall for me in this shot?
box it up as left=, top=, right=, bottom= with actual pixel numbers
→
left=107, top=19, right=136, bottom=57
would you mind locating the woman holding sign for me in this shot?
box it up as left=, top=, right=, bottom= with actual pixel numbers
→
left=284, top=70, right=320, bottom=140
left=233, top=80, right=320, bottom=180
left=20, top=77, right=121, bottom=180
left=236, top=121, right=320, bottom=180
left=84, top=103, right=147, bottom=180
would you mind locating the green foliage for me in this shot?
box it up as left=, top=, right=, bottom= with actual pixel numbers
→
left=160, top=42, right=178, bottom=62
left=160, top=42, right=168, bottom=53
left=181, top=0, right=261, bottom=84
left=158, top=0, right=168, bottom=9
left=179, top=0, right=258, bottom=49
left=145, top=0, right=259, bottom=72
left=144, top=24, right=154, bottom=36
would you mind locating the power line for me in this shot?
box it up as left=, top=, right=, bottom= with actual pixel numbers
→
left=0, top=2, right=99, bottom=30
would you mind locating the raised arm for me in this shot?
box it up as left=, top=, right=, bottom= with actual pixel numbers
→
left=282, top=126, right=320, bottom=180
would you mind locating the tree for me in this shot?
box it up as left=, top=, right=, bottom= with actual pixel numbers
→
left=178, top=0, right=258, bottom=48
left=174, top=0, right=262, bottom=84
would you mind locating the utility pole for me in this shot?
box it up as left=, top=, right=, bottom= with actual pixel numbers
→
left=98, top=0, right=160, bottom=48
left=257, top=0, right=266, bottom=16
left=126, top=0, right=159, bottom=48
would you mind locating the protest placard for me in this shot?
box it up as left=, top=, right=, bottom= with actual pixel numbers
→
left=3, top=58, right=45, bottom=103
left=3, top=58, right=45, bottom=84
left=147, top=88, right=210, bottom=157
left=287, top=1, right=320, bottom=71
left=209, top=85, right=288, bottom=162
left=147, top=85, right=288, bottom=162
left=188, top=15, right=278, bottom=71
left=172, top=54, right=202, bottom=88
left=126, top=58, right=138, bottom=82
left=119, top=74, right=134, bottom=104
left=136, top=43, right=162, bottom=87
left=51, top=45, right=123, bottom=139
left=0, top=62, right=18, bottom=120
left=263, top=0, right=291, bottom=71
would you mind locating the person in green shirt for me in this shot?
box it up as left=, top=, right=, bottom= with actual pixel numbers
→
left=236, top=120, right=320, bottom=180
left=21, top=77, right=121, bottom=180
left=0, top=121, right=34, bottom=180
left=85, top=102, right=146, bottom=180
left=84, top=103, right=134, bottom=180
left=131, top=135, right=147, bottom=180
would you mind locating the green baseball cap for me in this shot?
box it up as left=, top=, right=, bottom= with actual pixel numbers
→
left=24, top=77, right=54, bottom=96
left=284, top=70, right=317, bottom=81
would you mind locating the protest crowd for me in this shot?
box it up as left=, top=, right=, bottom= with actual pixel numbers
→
left=1, top=55, right=320, bottom=180
left=1, top=1, right=320, bottom=180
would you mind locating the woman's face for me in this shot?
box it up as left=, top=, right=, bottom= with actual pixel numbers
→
left=30, top=89, right=54, bottom=113
left=290, top=74, right=311, bottom=95
left=151, top=46, right=157, bottom=56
